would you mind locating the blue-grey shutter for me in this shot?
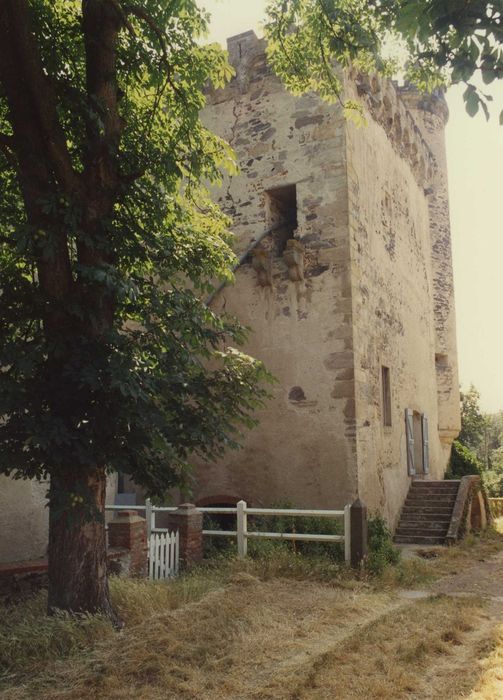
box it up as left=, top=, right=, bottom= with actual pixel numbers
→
left=405, top=408, right=415, bottom=475
left=422, top=414, right=429, bottom=474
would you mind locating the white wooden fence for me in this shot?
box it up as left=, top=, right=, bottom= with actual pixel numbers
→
left=149, top=531, right=179, bottom=580
left=106, top=499, right=352, bottom=566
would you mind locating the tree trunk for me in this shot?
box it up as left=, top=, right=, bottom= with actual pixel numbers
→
left=47, top=467, right=119, bottom=625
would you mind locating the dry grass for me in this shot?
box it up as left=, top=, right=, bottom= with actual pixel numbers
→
left=468, top=619, right=503, bottom=699
left=0, top=551, right=365, bottom=696
left=1, top=583, right=494, bottom=700
left=1, top=575, right=396, bottom=700
left=291, top=595, right=490, bottom=700
left=2, top=529, right=503, bottom=699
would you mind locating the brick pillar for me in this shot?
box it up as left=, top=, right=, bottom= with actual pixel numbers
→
left=108, top=510, right=148, bottom=577
left=167, top=503, right=203, bottom=569
left=350, top=498, right=368, bottom=568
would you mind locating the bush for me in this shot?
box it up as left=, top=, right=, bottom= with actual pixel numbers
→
left=201, top=502, right=401, bottom=578
left=445, top=440, right=482, bottom=479
left=247, top=501, right=344, bottom=561
left=202, top=514, right=237, bottom=559
left=366, top=515, right=400, bottom=575
left=482, top=468, right=503, bottom=497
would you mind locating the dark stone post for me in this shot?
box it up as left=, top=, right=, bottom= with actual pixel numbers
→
left=167, top=503, right=203, bottom=569
left=350, top=498, right=368, bottom=568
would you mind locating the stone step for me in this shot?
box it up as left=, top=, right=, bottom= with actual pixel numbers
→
left=409, top=490, right=458, bottom=498
left=396, top=527, right=449, bottom=538
left=411, top=480, right=460, bottom=487
left=394, top=534, right=446, bottom=545
left=410, top=481, right=458, bottom=487
left=400, top=512, right=451, bottom=523
left=402, top=506, right=454, bottom=515
left=406, top=496, right=456, bottom=505
left=394, top=481, right=458, bottom=547
left=407, top=489, right=459, bottom=498
left=397, top=521, right=449, bottom=532
left=407, top=491, right=457, bottom=499
left=405, top=500, right=456, bottom=508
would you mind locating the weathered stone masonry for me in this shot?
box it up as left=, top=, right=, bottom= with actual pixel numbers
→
left=194, top=30, right=461, bottom=528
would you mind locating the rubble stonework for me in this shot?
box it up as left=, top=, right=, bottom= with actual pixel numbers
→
left=193, top=30, right=461, bottom=528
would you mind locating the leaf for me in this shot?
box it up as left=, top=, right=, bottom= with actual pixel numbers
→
left=464, top=86, right=480, bottom=117
left=482, top=67, right=496, bottom=85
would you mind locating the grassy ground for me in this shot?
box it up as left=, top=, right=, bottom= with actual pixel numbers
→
left=1, top=527, right=503, bottom=699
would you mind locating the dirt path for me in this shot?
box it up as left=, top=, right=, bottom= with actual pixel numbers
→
left=432, top=549, right=503, bottom=599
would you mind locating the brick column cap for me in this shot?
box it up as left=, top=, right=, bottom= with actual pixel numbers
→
left=113, top=510, right=146, bottom=524
left=176, top=503, right=198, bottom=512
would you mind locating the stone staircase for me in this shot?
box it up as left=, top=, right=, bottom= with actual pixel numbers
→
left=394, top=480, right=461, bottom=545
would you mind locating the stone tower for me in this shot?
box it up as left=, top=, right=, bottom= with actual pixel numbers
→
left=193, top=31, right=460, bottom=527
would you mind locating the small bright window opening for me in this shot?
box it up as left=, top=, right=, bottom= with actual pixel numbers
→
left=265, top=184, right=298, bottom=255
left=382, top=366, right=392, bottom=426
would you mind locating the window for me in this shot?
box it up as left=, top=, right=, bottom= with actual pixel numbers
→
left=265, top=184, right=298, bottom=255
left=382, top=366, right=392, bottom=426
left=435, top=353, right=448, bottom=368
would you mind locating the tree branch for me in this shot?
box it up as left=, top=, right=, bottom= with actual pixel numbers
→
left=82, top=0, right=123, bottom=210
left=0, top=1, right=83, bottom=200
left=123, top=4, right=168, bottom=64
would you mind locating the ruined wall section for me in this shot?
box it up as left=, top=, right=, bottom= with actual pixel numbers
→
left=344, top=75, right=446, bottom=525
left=193, top=32, right=358, bottom=508
left=398, top=88, right=461, bottom=457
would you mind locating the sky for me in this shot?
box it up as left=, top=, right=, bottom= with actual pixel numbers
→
left=203, top=0, right=503, bottom=413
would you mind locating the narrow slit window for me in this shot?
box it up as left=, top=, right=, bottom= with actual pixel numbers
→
left=435, top=353, right=448, bottom=368
left=265, top=184, right=298, bottom=255
left=382, top=366, right=392, bottom=426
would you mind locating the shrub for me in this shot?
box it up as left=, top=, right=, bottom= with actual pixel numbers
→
left=482, top=468, right=503, bottom=497
left=445, top=440, right=482, bottom=479
left=247, top=501, right=344, bottom=561
left=202, top=514, right=236, bottom=559
left=366, top=514, right=400, bottom=575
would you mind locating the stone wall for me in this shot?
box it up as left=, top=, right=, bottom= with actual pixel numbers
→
left=0, top=473, right=118, bottom=564
left=0, top=477, right=49, bottom=564
left=194, top=31, right=460, bottom=526
left=344, top=76, right=450, bottom=525
left=398, top=87, right=461, bottom=457
left=195, top=32, right=358, bottom=509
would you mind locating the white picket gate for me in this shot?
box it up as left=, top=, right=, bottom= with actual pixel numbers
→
left=148, top=530, right=179, bottom=580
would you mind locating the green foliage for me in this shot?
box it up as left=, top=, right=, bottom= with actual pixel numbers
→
left=0, top=1, right=272, bottom=505
left=451, top=388, right=503, bottom=495
left=247, top=501, right=345, bottom=560
left=366, top=514, right=400, bottom=575
left=446, top=439, right=482, bottom=479
left=265, top=0, right=503, bottom=120
left=458, top=385, right=488, bottom=454
left=481, top=464, right=503, bottom=496
left=265, top=0, right=396, bottom=121
left=202, top=513, right=237, bottom=558
left=201, top=503, right=399, bottom=576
